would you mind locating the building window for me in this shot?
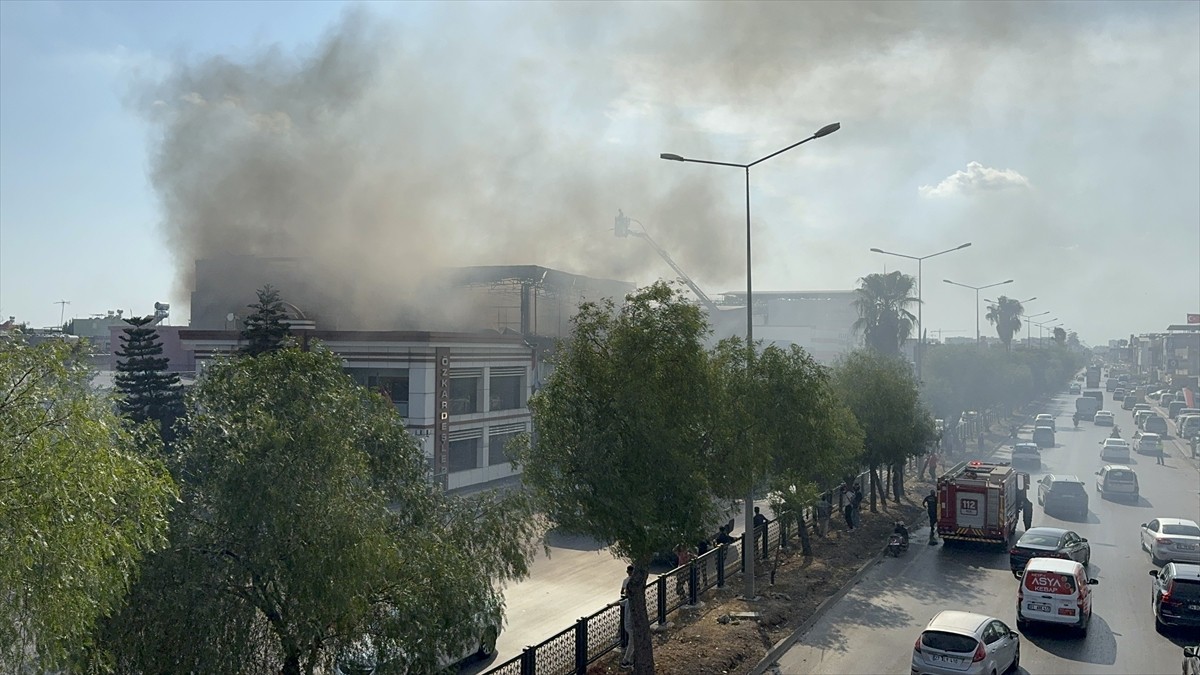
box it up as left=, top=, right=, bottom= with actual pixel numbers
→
left=352, top=369, right=410, bottom=417
left=489, top=374, right=524, bottom=411
left=449, top=376, right=479, bottom=415
left=449, top=438, right=479, bottom=473
left=488, top=432, right=520, bottom=466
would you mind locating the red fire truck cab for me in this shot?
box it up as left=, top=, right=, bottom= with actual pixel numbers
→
left=937, top=460, right=1028, bottom=546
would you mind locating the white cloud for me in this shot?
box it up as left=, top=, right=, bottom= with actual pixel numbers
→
left=918, top=161, right=1031, bottom=198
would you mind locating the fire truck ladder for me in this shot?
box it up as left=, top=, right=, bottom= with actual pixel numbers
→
left=614, top=210, right=721, bottom=315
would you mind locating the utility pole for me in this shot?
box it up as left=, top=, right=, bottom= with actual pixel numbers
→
left=54, top=300, right=71, bottom=328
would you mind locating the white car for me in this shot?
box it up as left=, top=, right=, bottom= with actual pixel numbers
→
left=1035, top=414, right=1056, bottom=431
left=1100, top=438, right=1131, bottom=462
left=1141, top=518, right=1200, bottom=566
left=1135, top=433, right=1163, bottom=456
left=911, top=610, right=1019, bottom=675
left=1093, top=411, right=1115, bottom=427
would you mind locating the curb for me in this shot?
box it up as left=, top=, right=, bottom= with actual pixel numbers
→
left=749, top=541, right=888, bottom=675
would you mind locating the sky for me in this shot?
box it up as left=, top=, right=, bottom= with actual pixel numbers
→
left=1, top=0, right=1197, bottom=346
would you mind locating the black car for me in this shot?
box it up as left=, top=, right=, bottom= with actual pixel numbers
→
left=1037, top=474, right=1089, bottom=518
left=1009, top=526, right=1091, bottom=577
left=1151, top=562, right=1200, bottom=632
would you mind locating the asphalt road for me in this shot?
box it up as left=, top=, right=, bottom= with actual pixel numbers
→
left=772, top=390, right=1200, bottom=675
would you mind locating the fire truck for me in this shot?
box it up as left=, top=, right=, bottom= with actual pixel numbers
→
left=936, top=460, right=1027, bottom=546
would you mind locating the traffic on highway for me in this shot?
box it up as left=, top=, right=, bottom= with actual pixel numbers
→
left=773, top=371, right=1200, bottom=675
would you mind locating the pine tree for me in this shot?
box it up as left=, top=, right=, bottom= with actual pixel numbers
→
left=115, top=315, right=184, bottom=442
left=240, top=285, right=291, bottom=356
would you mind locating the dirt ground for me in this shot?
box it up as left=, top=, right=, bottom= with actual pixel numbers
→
left=586, top=472, right=946, bottom=675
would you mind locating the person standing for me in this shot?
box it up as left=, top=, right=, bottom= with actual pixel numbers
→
left=924, top=451, right=940, bottom=480
left=753, top=507, right=771, bottom=558
left=696, top=535, right=711, bottom=586
left=923, top=489, right=939, bottom=544
left=1156, top=440, right=1166, bottom=465
left=1021, top=490, right=1033, bottom=531
left=815, top=493, right=832, bottom=538
left=620, top=565, right=635, bottom=669
left=849, top=485, right=864, bottom=530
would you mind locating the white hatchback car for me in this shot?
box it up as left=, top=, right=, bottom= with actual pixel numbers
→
left=1142, top=518, right=1200, bottom=566
left=911, top=610, right=1019, bottom=675
left=1100, top=438, right=1131, bottom=462
left=1093, top=411, right=1115, bottom=427
left=1035, top=414, right=1056, bottom=431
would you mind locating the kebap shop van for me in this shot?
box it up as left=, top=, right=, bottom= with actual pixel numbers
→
left=1016, top=558, right=1098, bottom=636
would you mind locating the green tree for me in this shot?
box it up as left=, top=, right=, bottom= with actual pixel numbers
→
left=1052, top=326, right=1067, bottom=347
left=513, top=282, right=726, bottom=675
left=831, top=350, right=933, bottom=511
left=92, top=346, right=539, bottom=675
left=0, top=338, right=176, bottom=671
left=241, top=285, right=291, bottom=356
left=852, top=271, right=919, bottom=354
left=114, top=315, right=183, bottom=443
left=985, top=295, right=1024, bottom=351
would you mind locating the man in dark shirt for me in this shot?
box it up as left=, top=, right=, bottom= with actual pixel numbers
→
left=922, top=489, right=939, bottom=544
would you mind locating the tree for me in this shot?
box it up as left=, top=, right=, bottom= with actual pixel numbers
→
left=1052, top=326, right=1067, bottom=347
left=114, top=315, right=183, bottom=443
left=985, top=296, right=1024, bottom=351
left=0, top=337, right=176, bottom=671
left=1067, top=331, right=1082, bottom=350
left=241, top=285, right=291, bottom=356
left=852, top=271, right=919, bottom=354
left=513, top=282, right=727, bottom=675
left=831, top=350, right=934, bottom=511
left=91, top=346, right=539, bottom=674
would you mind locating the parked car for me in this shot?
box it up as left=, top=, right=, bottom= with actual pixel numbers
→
left=1141, top=518, right=1200, bottom=566
left=1136, top=433, right=1163, bottom=456
left=1150, top=562, right=1200, bottom=633
left=1095, top=465, right=1139, bottom=501
left=1016, top=557, right=1098, bottom=636
left=1093, top=411, right=1115, bottom=427
left=1010, top=527, right=1091, bottom=577
left=911, top=610, right=1020, bottom=675
left=1144, top=415, right=1169, bottom=437
left=1179, top=414, right=1200, bottom=439
left=1038, top=475, right=1088, bottom=519
left=1100, top=438, right=1131, bottom=462
left=1032, top=426, right=1055, bottom=448
left=1011, top=442, right=1041, bottom=470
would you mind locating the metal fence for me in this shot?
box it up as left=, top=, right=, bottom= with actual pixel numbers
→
left=481, top=475, right=868, bottom=675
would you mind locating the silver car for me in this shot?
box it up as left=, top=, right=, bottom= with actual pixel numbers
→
left=1142, top=518, right=1200, bottom=566
left=911, top=610, right=1019, bottom=675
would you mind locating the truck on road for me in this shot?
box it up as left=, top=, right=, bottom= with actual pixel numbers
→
left=1086, top=365, right=1101, bottom=389
left=936, top=460, right=1026, bottom=546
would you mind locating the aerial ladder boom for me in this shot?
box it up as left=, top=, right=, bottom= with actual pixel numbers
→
left=615, top=211, right=721, bottom=315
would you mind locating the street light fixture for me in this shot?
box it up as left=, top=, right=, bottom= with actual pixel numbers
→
left=660, top=121, right=840, bottom=601
left=1032, top=317, right=1058, bottom=346
left=943, top=278, right=1013, bottom=343
left=1025, top=310, right=1050, bottom=347
left=868, top=242, right=973, bottom=377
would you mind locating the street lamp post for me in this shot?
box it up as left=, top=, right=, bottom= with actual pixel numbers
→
left=1033, top=318, right=1058, bottom=346
left=660, top=121, right=840, bottom=601
left=942, top=278, right=1014, bottom=343
left=1025, top=310, right=1050, bottom=347
left=869, top=243, right=972, bottom=378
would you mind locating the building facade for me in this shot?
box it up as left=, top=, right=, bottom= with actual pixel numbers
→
left=179, top=329, right=535, bottom=493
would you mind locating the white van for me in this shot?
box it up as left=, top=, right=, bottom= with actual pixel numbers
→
left=1016, top=558, right=1098, bottom=636
left=1095, top=465, right=1139, bottom=502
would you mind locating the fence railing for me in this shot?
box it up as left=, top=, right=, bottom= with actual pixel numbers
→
left=481, top=474, right=869, bottom=675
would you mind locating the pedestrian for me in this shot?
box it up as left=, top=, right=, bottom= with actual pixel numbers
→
left=815, top=493, right=832, bottom=538
left=924, top=452, right=940, bottom=481
left=714, top=525, right=735, bottom=546
left=620, top=565, right=635, bottom=668
left=696, top=535, right=711, bottom=586
left=849, top=485, right=864, bottom=530
left=1156, top=440, right=1166, bottom=465
left=674, top=544, right=694, bottom=595
left=923, top=489, right=939, bottom=544
left=1191, top=434, right=1199, bottom=459
left=753, top=506, right=771, bottom=558
left=1021, top=491, right=1033, bottom=531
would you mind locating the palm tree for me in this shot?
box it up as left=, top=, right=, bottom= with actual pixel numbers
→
left=985, top=295, right=1024, bottom=351
left=852, top=271, right=919, bottom=354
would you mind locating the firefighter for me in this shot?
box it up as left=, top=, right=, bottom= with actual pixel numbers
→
left=1021, top=489, right=1033, bottom=531
left=923, top=489, right=938, bottom=545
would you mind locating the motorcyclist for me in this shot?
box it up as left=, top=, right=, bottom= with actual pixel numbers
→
left=892, top=520, right=909, bottom=547
left=1073, top=412, right=1080, bottom=429
left=1110, top=425, right=1121, bottom=438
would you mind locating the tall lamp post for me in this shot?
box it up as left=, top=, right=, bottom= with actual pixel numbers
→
left=984, top=295, right=1036, bottom=347
left=1032, top=318, right=1059, bottom=346
left=1025, top=310, right=1050, bottom=347
left=869, top=242, right=972, bottom=378
left=942, top=278, right=1014, bottom=343
left=660, top=121, right=841, bottom=600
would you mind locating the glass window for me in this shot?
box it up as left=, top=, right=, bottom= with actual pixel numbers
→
left=921, top=631, right=977, bottom=654
left=448, top=438, right=479, bottom=473
left=1163, top=524, right=1200, bottom=537
left=489, top=374, right=524, bottom=411
left=449, top=377, right=480, bottom=414
left=352, top=369, right=410, bottom=417
left=488, top=432, right=520, bottom=466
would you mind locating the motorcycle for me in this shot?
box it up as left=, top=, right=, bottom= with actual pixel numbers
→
left=1073, top=415, right=1080, bottom=429
left=887, top=533, right=909, bottom=557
